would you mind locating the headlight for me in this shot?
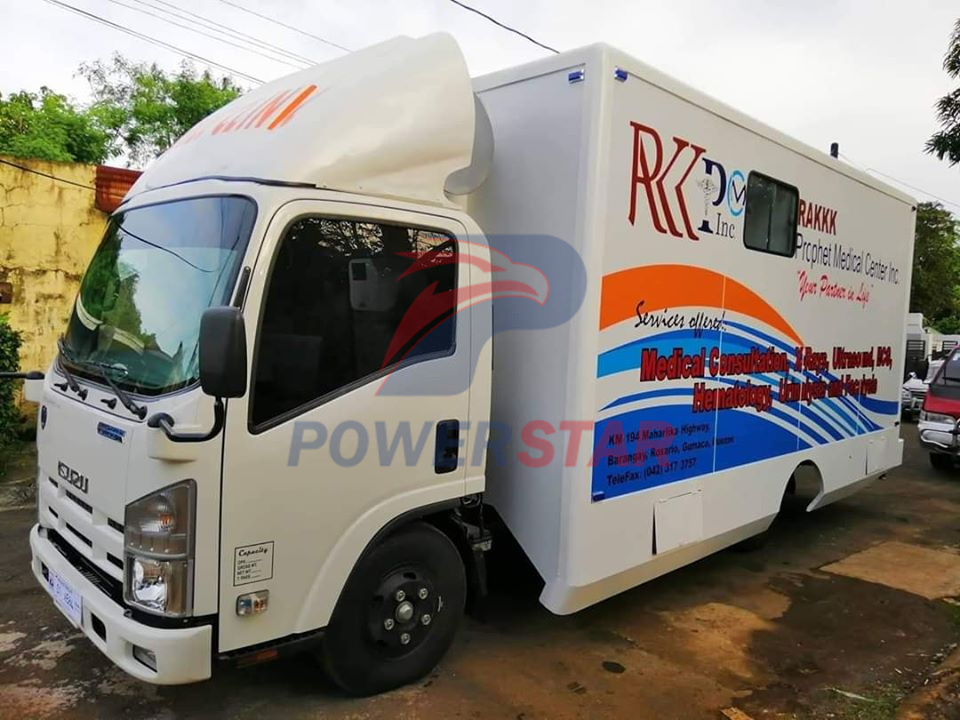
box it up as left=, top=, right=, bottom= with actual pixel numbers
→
left=921, top=411, right=956, bottom=424
left=127, top=556, right=192, bottom=615
left=124, top=480, right=196, bottom=617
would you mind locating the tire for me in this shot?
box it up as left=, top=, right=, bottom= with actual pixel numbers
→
left=322, top=522, right=466, bottom=696
left=930, top=452, right=953, bottom=471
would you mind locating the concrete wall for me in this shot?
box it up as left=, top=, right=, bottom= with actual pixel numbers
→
left=0, top=156, right=107, bottom=376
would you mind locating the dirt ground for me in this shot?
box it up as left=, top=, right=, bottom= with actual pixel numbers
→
left=2, top=428, right=960, bottom=719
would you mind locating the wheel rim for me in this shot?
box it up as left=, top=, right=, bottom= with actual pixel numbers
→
left=368, top=566, right=440, bottom=657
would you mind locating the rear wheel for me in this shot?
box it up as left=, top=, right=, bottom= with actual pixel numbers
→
left=930, top=452, right=953, bottom=471
left=322, top=522, right=466, bottom=696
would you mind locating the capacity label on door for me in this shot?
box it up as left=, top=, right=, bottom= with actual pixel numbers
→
left=233, top=541, right=275, bottom=586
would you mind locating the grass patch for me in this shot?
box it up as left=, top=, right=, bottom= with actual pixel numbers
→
left=943, top=597, right=960, bottom=629
left=0, top=440, right=34, bottom=482
left=804, top=684, right=906, bottom=720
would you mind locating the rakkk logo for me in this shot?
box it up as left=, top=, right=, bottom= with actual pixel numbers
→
left=798, top=198, right=838, bottom=235
left=696, top=163, right=746, bottom=239
left=628, top=122, right=705, bottom=240
left=628, top=122, right=747, bottom=242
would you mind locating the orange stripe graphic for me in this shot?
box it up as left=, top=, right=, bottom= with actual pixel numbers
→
left=599, top=264, right=801, bottom=345
left=268, top=84, right=319, bottom=130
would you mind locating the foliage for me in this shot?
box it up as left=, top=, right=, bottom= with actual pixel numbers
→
left=911, top=202, right=960, bottom=330
left=933, top=313, right=960, bottom=334
left=927, top=19, right=960, bottom=165
left=0, top=55, right=242, bottom=167
left=0, top=315, right=23, bottom=453
left=79, top=55, right=244, bottom=166
left=0, top=88, right=111, bottom=164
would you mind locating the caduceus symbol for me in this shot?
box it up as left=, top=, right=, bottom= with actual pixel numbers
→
left=697, top=177, right=717, bottom=217
left=696, top=177, right=718, bottom=233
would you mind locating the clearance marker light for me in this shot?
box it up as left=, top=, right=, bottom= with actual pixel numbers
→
left=237, top=590, right=270, bottom=616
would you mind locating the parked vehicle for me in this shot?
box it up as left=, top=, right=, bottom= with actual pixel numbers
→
left=902, top=358, right=944, bottom=418
left=25, top=34, right=915, bottom=695
left=920, top=349, right=960, bottom=469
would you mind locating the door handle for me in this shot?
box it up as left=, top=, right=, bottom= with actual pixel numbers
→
left=435, top=419, right=460, bottom=474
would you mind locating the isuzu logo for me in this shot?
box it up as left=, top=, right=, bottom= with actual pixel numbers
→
left=57, top=461, right=89, bottom=494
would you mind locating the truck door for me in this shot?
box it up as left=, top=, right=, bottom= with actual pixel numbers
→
left=218, top=199, right=475, bottom=652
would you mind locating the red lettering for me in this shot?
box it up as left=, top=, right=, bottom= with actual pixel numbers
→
left=639, top=348, right=659, bottom=381
left=628, top=122, right=705, bottom=240
left=518, top=421, right=555, bottom=468
left=659, top=137, right=706, bottom=240
left=628, top=122, right=667, bottom=232
left=559, top=421, right=593, bottom=467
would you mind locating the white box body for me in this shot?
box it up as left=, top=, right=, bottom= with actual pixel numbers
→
left=469, top=45, right=914, bottom=613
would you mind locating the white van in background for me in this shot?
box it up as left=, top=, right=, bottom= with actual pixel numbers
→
left=902, top=358, right=944, bottom=418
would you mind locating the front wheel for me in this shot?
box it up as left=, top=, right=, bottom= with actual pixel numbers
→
left=930, top=452, right=954, bottom=471
left=322, top=522, right=466, bottom=696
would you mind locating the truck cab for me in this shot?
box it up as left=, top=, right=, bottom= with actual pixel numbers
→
left=30, top=34, right=493, bottom=694
left=919, top=347, right=960, bottom=469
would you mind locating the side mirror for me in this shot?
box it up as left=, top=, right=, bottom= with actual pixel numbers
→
left=908, top=371, right=917, bottom=380
left=23, top=374, right=44, bottom=403
left=199, top=307, right=247, bottom=398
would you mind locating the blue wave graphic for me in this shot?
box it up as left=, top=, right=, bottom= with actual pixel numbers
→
left=725, top=320, right=895, bottom=420
left=601, top=384, right=833, bottom=446
left=597, top=328, right=869, bottom=436
left=592, top=403, right=811, bottom=501
left=598, top=324, right=891, bottom=434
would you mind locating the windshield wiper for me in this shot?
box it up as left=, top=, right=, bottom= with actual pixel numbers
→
left=92, top=363, right=147, bottom=420
left=55, top=337, right=88, bottom=400
left=58, top=336, right=146, bottom=419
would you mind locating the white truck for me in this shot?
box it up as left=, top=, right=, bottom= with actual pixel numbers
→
left=27, top=34, right=915, bottom=695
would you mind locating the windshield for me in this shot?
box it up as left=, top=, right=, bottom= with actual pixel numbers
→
left=932, top=351, right=960, bottom=386
left=926, top=360, right=945, bottom=382
left=62, top=195, right=256, bottom=396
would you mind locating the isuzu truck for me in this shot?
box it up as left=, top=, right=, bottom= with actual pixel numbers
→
left=26, top=34, right=915, bottom=695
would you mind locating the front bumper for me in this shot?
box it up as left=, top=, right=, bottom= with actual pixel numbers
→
left=901, top=393, right=925, bottom=414
left=30, top=524, right=212, bottom=684
left=918, top=420, right=960, bottom=455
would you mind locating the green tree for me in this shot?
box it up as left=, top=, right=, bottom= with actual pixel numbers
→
left=911, top=202, right=960, bottom=324
left=927, top=18, right=960, bottom=165
left=80, top=55, right=244, bottom=166
left=933, top=314, right=960, bottom=334
left=0, top=315, right=23, bottom=454
left=0, top=88, right=111, bottom=163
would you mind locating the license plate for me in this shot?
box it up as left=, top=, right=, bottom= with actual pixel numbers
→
left=47, top=570, right=82, bottom=627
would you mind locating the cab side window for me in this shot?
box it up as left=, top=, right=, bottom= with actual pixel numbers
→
left=742, top=172, right=799, bottom=257
left=251, top=217, right=457, bottom=428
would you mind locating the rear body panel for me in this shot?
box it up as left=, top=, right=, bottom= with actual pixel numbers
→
left=472, top=45, right=913, bottom=614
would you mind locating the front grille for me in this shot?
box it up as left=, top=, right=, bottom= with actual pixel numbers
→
left=48, top=528, right=124, bottom=606
left=40, top=474, right=125, bottom=588
left=65, top=490, right=92, bottom=514
left=65, top=523, right=92, bottom=547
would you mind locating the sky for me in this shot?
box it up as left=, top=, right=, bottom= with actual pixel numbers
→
left=2, top=0, right=958, bottom=211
